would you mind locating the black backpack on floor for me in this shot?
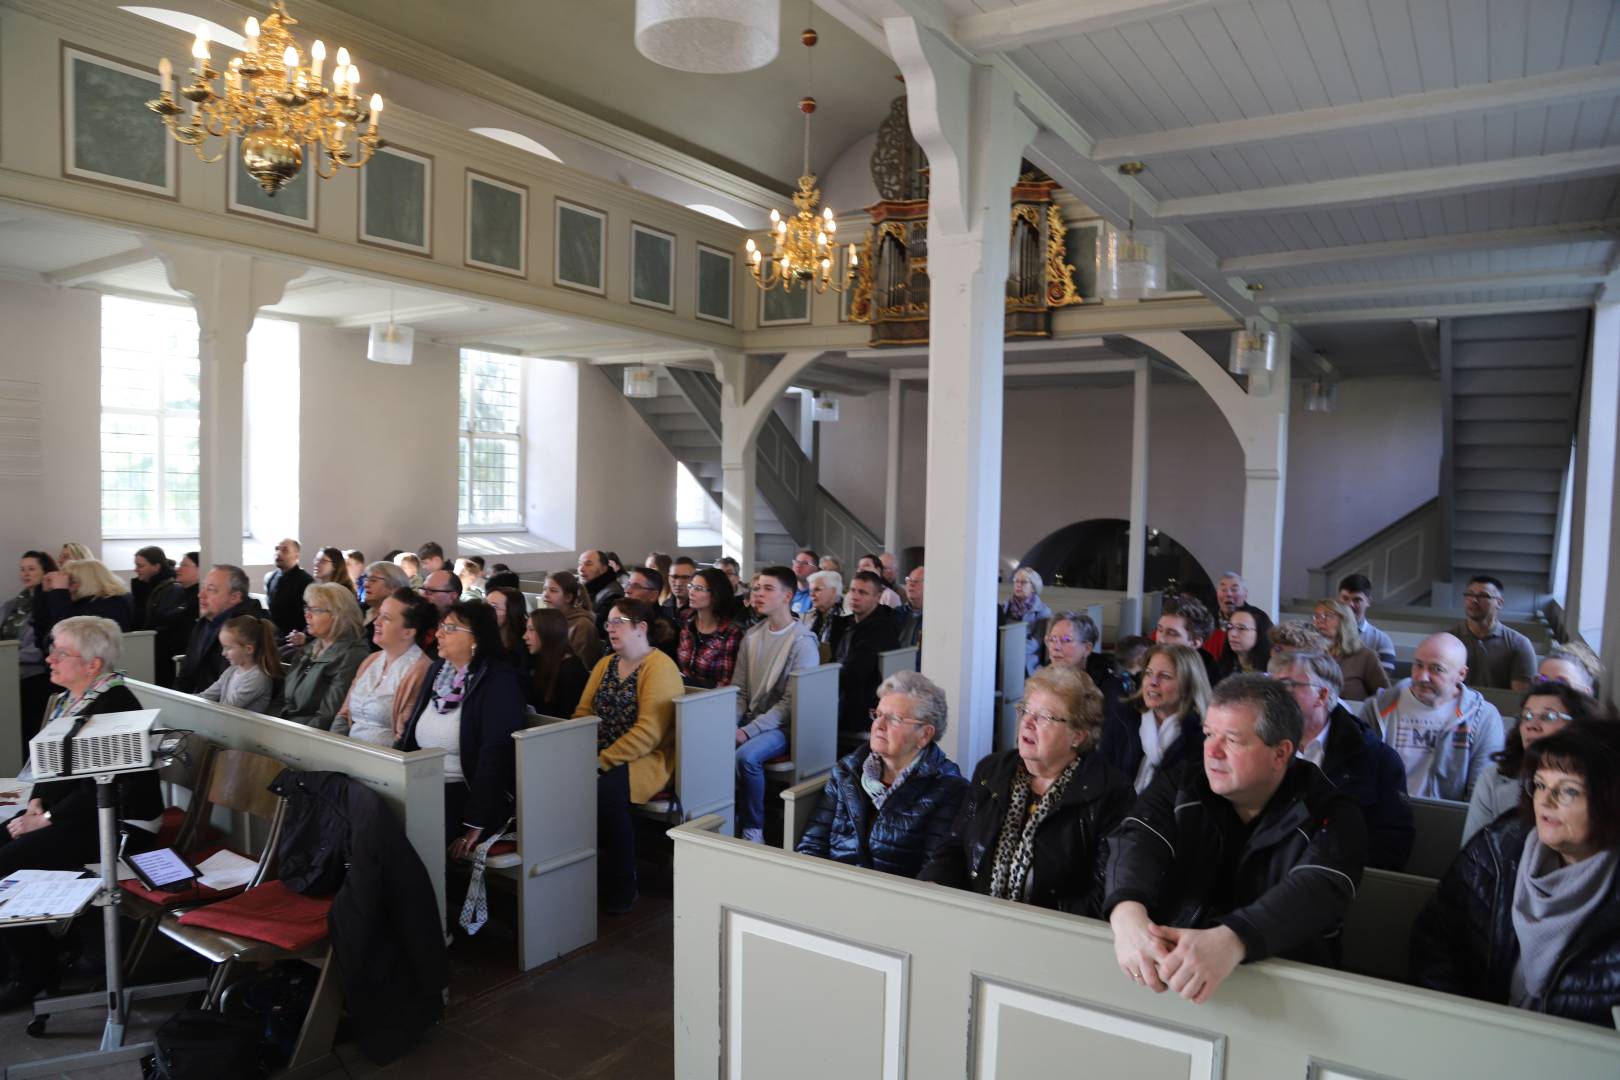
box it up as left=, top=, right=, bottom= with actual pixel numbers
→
left=143, top=1009, right=266, bottom=1080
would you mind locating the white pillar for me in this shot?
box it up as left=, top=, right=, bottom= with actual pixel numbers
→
left=1570, top=303, right=1619, bottom=645
left=1125, top=357, right=1149, bottom=633
left=884, top=375, right=903, bottom=553
left=1240, top=351, right=1291, bottom=619
left=890, top=19, right=1036, bottom=769
left=153, top=244, right=300, bottom=568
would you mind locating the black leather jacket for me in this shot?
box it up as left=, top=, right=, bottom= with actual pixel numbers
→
left=1104, top=759, right=1367, bottom=966
left=918, top=747, right=1133, bottom=916
left=1411, top=813, right=1620, bottom=1025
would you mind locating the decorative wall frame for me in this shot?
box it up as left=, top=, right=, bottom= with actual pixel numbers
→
left=696, top=243, right=734, bottom=325
left=61, top=45, right=177, bottom=198
left=759, top=281, right=811, bottom=327
left=464, top=170, right=528, bottom=277
left=630, top=223, right=677, bottom=311
left=359, top=144, right=433, bottom=255
left=555, top=199, right=607, bottom=295
left=227, top=134, right=315, bottom=228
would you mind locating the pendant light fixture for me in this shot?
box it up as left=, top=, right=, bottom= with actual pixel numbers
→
left=623, top=365, right=660, bottom=399
left=1228, top=318, right=1282, bottom=376
left=367, top=289, right=414, bottom=365
left=1097, top=162, right=1166, bottom=300
left=634, top=0, right=780, bottom=74
left=1304, top=378, right=1340, bottom=413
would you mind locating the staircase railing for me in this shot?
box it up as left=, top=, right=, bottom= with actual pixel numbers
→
left=1305, top=497, right=1442, bottom=606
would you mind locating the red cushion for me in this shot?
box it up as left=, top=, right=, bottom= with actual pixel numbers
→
left=765, top=755, right=790, bottom=765
left=177, top=881, right=332, bottom=951
left=120, top=846, right=245, bottom=907
left=486, top=841, right=516, bottom=857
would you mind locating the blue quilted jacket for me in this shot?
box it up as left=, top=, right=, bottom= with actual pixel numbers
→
left=796, top=743, right=967, bottom=878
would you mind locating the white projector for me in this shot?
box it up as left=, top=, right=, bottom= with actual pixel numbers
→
left=29, top=709, right=160, bottom=778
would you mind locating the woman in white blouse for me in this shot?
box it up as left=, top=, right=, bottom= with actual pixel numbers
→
left=334, top=590, right=434, bottom=746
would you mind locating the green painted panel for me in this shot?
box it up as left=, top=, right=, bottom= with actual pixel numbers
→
left=556, top=202, right=604, bottom=291
left=69, top=53, right=168, bottom=190
left=632, top=227, right=673, bottom=307
left=697, top=247, right=732, bottom=323
left=469, top=176, right=524, bottom=271
left=762, top=280, right=809, bottom=324
left=363, top=148, right=428, bottom=249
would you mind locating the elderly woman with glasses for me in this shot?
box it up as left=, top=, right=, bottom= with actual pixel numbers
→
left=919, top=665, right=1132, bottom=914
left=279, top=582, right=369, bottom=730
left=1413, top=724, right=1620, bottom=1025
left=1000, top=566, right=1052, bottom=677
left=1462, top=683, right=1611, bottom=845
left=796, top=671, right=968, bottom=878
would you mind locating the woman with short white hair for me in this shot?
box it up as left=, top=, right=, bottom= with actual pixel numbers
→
left=796, top=670, right=968, bottom=878
left=803, top=569, right=843, bottom=644
left=1000, top=566, right=1051, bottom=676
left=0, top=615, right=161, bottom=1010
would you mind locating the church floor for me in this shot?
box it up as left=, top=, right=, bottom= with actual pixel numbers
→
left=0, top=856, right=677, bottom=1080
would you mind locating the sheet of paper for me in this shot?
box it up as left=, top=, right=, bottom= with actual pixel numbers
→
left=195, top=849, right=258, bottom=892
left=0, top=874, right=100, bottom=920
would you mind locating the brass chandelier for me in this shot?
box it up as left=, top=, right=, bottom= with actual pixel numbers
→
left=146, top=2, right=384, bottom=195
left=745, top=24, right=856, bottom=295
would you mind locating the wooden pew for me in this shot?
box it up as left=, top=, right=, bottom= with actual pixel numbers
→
left=486, top=716, right=599, bottom=972
left=670, top=817, right=1620, bottom=1079
left=765, top=664, right=840, bottom=786
left=995, top=621, right=1026, bottom=752
left=636, top=686, right=739, bottom=837
left=1342, top=868, right=1438, bottom=983
left=125, top=682, right=449, bottom=923
left=877, top=646, right=918, bottom=681
left=1478, top=686, right=1522, bottom=719
left=1407, top=796, right=1468, bottom=879
left=780, top=775, right=826, bottom=853
left=123, top=628, right=156, bottom=685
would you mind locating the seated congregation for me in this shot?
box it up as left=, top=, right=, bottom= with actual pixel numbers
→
left=2, top=540, right=1617, bottom=1035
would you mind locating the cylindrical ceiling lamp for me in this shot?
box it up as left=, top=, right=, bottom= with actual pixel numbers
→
left=1304, top=379, right=1340, bottom=413
left=367, top=322, right=414, bottom=365
left=635, top=0, right=780, bottom=73
left=1096, top=162, right=1166, bottom=300
left=811, top=392, right=839, bottom=422
left=1229, top=320, right=1282, bottom=375
left=623, top=365, right=660, bottom=399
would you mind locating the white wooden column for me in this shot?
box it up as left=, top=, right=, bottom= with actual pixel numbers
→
left=1239, top=352, right=1291, bottom=619
left=1125, top=356, right=1149, bottom=633
left=890, top=19, right=1036, bottom=769
left=883, top=374, right=904, bottom=553
left=1570, top=303, right=1619, bottom=646
left=153, top=243, right=300, bottom=568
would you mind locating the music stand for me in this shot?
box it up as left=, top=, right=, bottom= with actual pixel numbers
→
left=2, top=754, right=208, bottom=1079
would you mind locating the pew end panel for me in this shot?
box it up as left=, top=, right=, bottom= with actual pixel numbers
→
left=1407, top=797, right=1468, bottom=880
left=127, top=682, right=449, bottom=923
left=998, top=621, right=1027, bottom=704
left=776, top=664, right=839, bottom=785
left=639, top=686, right=738, bottom=836
left=780, top=775, right=828, bottom=853
left=671, top=822, right=1620, bottom=1080
left=877, top=647, right=919, bottom=683
left=122, top=629, right=157, bottom=686
left=1341, top=869, right=1438, bottom=984
left=500, top=717, right=599, bottom=972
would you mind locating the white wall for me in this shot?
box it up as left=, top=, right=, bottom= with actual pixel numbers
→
left=572, top=362, right=679, bottom=567
left=0, top=281, right=102, bottom=565
left=818, top=373, right=1443, bottom=600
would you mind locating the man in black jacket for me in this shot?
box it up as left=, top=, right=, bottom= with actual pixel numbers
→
left=829, top=571, right=900, bottom=737
left=176, top=564, right=262, bottom=693
left=577, top=549, right=623, bottom=636
left=1104, top=674, right=1366, bottom=1004
left=1271, top=650, right=1414, bottom=871
left=265, top=537, right=313, bottom=638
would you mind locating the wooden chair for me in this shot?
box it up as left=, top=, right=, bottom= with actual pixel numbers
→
left=125, top=748, right=286, bottom=974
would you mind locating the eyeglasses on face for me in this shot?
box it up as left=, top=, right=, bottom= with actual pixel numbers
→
left=437, top=623, right=473, bottom=635
left=48, top=647, right=86, bottom=661
left=1519, top=709, right=1574, bottom=726
left=1462, top=592, right=1498, bottom=602
left=303, top=605, right=331, bottom=615
left=1525, top=777, right=1586, bottom=808
left=1044, top=634, right=1076, bottom=646
left=605, top=616, right=639, bottom=628
left=688, top=583, right=710, bottom=594
left=1015, top=703, right=1070, bottom=728
left=868, top=709, right=927, bottom=729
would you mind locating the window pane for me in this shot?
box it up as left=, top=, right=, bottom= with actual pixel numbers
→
left=458, top=350, right=523, bottom=526
left=100, top=297, right=201, bottom=535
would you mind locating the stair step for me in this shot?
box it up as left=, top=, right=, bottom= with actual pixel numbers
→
left=1454, top=489, right=1560, bottom=514
left=1451, top=511, right=1556, bottom=535
left=1452, top=421, right=1572, bottom=447
left=1454, top=550, right=1552, bottom=574
left=640, top=396, right=696, bottom=416
left=655, top=413, right=711, bottom=433
left=1454, top=468, right=1564, bottom=494
left=667, top=429, right=719, bottom=449
left=1453, top=396, right=1578, bottom=422
left=1453, top=369, right=1580, bottom=396
left=1453, top=531, right=1554, bottom=556
left=1450, top=341, right=1583, bottom=370
left=1451, top=310, right=1590, bottom=342
left=680, top=446, right=720, bottom=463
left=1453, top=445, right=1571, bottom=470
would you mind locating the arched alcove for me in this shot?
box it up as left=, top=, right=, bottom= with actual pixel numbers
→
left=1018, top=518, right=1214, bottom=609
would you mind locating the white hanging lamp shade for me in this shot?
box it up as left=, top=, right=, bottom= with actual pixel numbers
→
left=367, top=322, right=414, bottom=365
left=635, top=0, right=780, bottom=73
left=1229, top=321, right=1281, bottom=375
left=1098, top=223, right=1167, bottom=300
left=623, top=365, right=660, bottom=399
left=1304, top=378, right=1340, bottom=413
left=811, top=392, right=839, bottom=422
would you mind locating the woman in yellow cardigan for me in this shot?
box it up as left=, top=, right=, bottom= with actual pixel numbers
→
left=573, top=596, right=683, bottom=915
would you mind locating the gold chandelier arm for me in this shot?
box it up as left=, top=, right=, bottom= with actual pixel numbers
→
left=190, top=140, right=227, bottom=164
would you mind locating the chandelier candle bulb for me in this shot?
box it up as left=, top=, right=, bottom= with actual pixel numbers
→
left=310, top=39, right=325, bottom=82
left=244, top=16, right=259, bottom=52
left=368, top=94, right=382, bottom=133
left=158, top=56, right=172, bottom=93
left=347, top=64, right=359, bottom=90
left=192, top=24, right=209, bottom=61
left=283, top=46, right=298, bottom=85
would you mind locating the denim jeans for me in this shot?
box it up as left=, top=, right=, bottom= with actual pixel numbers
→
left=734, top=727, right=789, bottom=835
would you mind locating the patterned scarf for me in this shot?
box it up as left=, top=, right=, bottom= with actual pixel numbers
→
left=0, top=587, right=32, bottom=641
left=987, top=758, right=1079, bottom=903
left=431, top=661, right=471, bottom=714
left=46, top=671, right=126, bottom=723
left=859, top=750, right=923, bottom=812
left=1003, top=593, right=1035, bottom=622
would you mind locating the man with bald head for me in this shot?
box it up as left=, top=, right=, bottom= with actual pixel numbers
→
left=1356, top=633, right=1504, bottom=802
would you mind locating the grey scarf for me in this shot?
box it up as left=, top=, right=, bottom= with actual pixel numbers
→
left=1509, top=829, right=1618, bottom=1008
left=987, top=759, right=1078, bottom=903
left=859, top=750, right=922, bottom=812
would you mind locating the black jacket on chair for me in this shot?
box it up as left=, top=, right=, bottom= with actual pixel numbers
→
left=1410, top=813, right=1620, bottom=1026
left=918, top=747, right=1133, bottom=916
left=796, top=743, right=967, bottom=878
left=266, top=566, right=315, bottom=638
left=266, top=769, right=447, bottom=1064
left=1103, top=759, right=1367, bottom=967
left=397, top=657, right=524, bottom=832
left=1318, top=704, right=1415, bottom=872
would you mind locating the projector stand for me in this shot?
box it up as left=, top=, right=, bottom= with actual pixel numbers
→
left=5, top=772, right=206, bottom=1079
